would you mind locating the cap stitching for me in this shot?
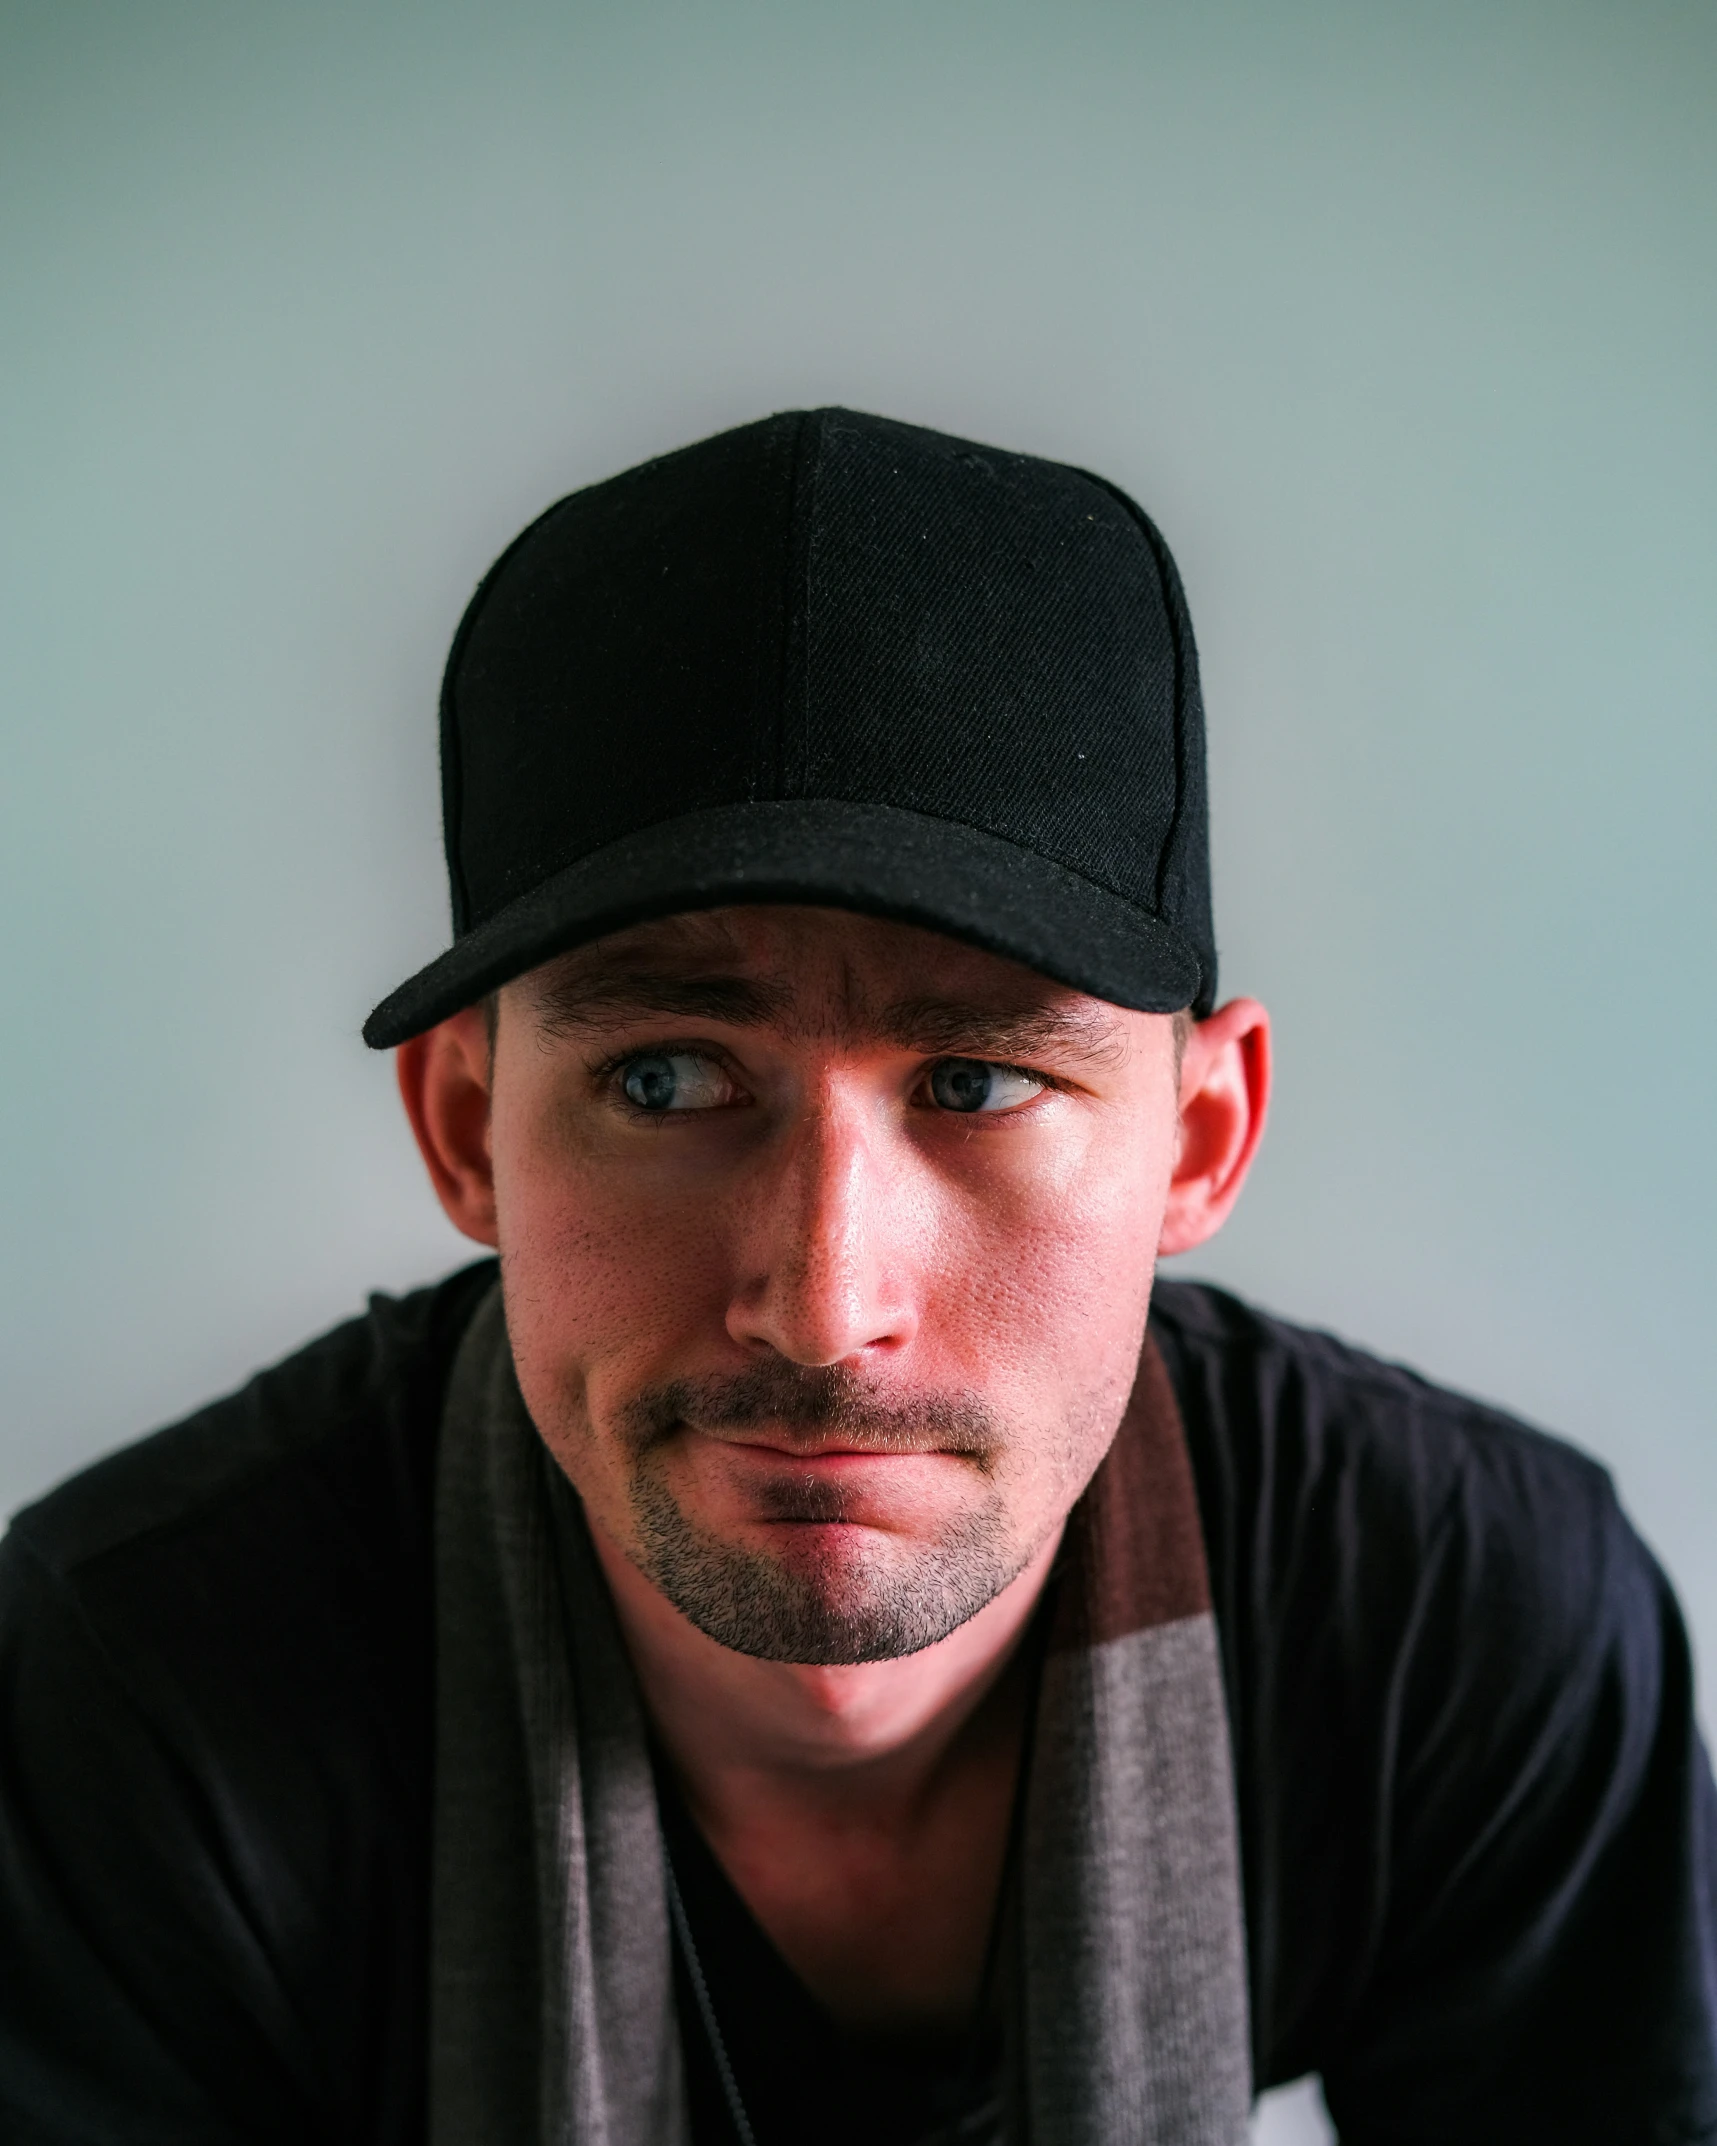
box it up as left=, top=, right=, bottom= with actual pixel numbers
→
left=778, top=410, right=823, bottom=800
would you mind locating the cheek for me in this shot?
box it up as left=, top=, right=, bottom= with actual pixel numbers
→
left=488, top=1068, right=1178, bottom=1496
left=915, top=1111, right=1177, bottom=1407
left=486, top=1099, right=738, bottom=1459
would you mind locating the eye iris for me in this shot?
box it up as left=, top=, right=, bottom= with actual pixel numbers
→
left=931, top=1059, right=995, bottom=1113
left=623, top=1056, right=679, bottom=1110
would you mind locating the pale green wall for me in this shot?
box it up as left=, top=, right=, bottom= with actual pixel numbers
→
left=4, top=0, right=1713, bottom=1770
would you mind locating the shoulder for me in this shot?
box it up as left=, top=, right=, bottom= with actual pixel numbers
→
left=0, top=1256, right=498, bottom=1842
left=0, top=1263, right=495, bottom=2139
left=0, top=1253, right=498, bottom=1816
left=1149, top=1274, right=1614, bottom=1485
left=1147, top=1275, right=1660, bottom=1792
left=6, top=1258, right=497, bottom=1590
left=1151, top=1282, right=1717, bottom=2121
left=1148, top=1276, right=1628, bottom=1600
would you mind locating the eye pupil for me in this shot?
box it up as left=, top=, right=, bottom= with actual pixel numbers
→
left=623, top=1055, right=679, bottom=1110
left=930, top=1059, right=994, bottom=1113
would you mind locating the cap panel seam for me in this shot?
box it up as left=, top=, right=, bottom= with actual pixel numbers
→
left=1065, top=470, right=1188, bottom=917
left=1067, top=465, right=1208, bottom=1007
left=778, top=409, right=823, bottom=800
left=409, top=413, right=1215, bottom=1035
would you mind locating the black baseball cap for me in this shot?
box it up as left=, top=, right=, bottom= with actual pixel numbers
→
left=363, top=408, right=1217, bottom=1049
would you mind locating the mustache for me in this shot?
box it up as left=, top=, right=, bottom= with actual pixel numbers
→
left=620, top=1361, right=1005, bottom=1458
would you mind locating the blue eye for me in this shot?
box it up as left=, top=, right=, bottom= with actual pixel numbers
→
left=620, top=1053, right=735, bottom=1112
left=927, top=1059, right=1045, bottom=1114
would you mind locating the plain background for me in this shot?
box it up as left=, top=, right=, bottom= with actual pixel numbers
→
left=5, top=5, right=1713, bottom=2135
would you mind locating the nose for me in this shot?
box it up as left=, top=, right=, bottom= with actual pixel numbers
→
left=724, top=1081, right=921, bottom=1367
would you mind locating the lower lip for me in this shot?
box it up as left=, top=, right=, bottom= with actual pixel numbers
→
left=681, top=1436, right=967, bottom=1530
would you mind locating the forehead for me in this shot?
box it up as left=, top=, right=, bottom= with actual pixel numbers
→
left=508, top=904, right=1132, bottom=1059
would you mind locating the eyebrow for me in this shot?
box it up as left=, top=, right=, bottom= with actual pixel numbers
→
left=872, top=996, right=1126, bottom=1070
left=525, top=970, right=795, bottom=1034
left=524, top=967, right=1123, bottom=1069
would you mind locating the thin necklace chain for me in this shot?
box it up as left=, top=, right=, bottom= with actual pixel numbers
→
left=662, top=1800, right=1017, bottom=2146
left=663, top=1847, right=761, bottom=2146
left=657, top=1609, right=1048, bottom=2146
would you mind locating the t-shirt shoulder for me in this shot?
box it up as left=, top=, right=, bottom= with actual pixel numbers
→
left=1148, top=1280, right=1716, bottom=2138
left=6, top=1259, right=497, bottom=1585
left=0, top=1272, right=494, bottom=2146
left=1149, top=1274, right=1619, bottom=1533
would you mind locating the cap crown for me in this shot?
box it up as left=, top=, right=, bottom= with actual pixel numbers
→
left=442, top=408, right=1213, bottom=984
left=367, top=408, right=1216, bottom=1047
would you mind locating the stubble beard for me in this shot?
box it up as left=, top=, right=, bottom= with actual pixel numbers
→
left=616, top=1363, right=1040, bottom=1665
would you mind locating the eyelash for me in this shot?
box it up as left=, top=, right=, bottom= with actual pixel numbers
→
left=589, top=1046, right=1064, bottom=1115
left=589, top=1041, right=739, bottom=1080
left=913, top=1062, right=1056, bottom=1113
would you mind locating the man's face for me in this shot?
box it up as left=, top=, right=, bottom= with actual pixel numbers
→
left=478, top=905, right=1186, bottom=1665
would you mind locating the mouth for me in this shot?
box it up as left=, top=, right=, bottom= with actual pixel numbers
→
left=671, top=1396, right=990, bottom=1449
left=672, top=1424, right=987, bottom=1528
left=691, top=1424, right=977, bottom=1469
left=720, top=1429, right=940, bottom=1457
left=623, top=1369, right=1002, bottom=1459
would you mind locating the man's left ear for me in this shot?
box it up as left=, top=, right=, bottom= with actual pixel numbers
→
left=1157, top=998, right=1271, bottom=1259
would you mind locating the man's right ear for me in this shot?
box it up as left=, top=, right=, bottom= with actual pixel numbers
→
left=395, top=1007, right=499, bottom=1247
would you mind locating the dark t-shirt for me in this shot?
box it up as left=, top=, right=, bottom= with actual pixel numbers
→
left=1, top=1262, right=1713, bottom=2143
left=658, top=1758, right=1008, bottom=2146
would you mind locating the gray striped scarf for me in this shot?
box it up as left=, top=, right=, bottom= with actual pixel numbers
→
left=430, top=1284, right=1250, bottom=2145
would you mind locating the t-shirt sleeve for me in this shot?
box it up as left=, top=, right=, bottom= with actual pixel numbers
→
left=0, top=1535, right=322, bottom=2145
left=0, top=1271, right=470, bottom=2145
left=1322, top=1423, right=1717, bottom=2144
left=1154, top=1282, right=1717, bottom=2142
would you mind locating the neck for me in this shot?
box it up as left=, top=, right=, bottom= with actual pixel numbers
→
left=589, top=1523, right=1062, bottom=1828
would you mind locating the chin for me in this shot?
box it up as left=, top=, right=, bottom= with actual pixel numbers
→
left=631, top=1475, right=1024, bottom=1665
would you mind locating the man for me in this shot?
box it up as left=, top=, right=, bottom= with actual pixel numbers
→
left=1, top=409, right=1712, bottom=2146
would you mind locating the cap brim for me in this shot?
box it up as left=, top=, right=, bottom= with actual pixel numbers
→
left=363, top=799, right=1206, bottom=1047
